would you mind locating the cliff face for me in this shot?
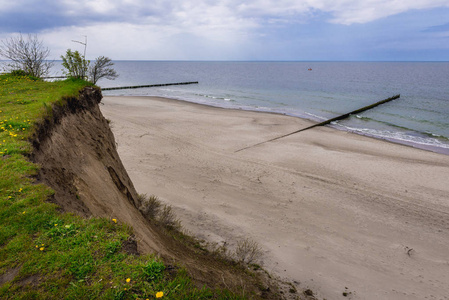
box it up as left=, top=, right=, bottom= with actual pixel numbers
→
left=28, top=88, right=281, bottom=298
left=30, top=87, right=166, bottom=254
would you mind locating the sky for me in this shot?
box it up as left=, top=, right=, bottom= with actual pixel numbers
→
left=0, top=0, right=448, bottom=61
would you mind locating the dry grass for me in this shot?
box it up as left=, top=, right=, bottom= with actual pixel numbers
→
left=138, top=194, right=162, bottom=220
left=234, top=238, right=263, bottom=265
left=138, top=194, right=181, bottom=230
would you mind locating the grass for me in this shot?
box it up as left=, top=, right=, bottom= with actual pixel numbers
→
left=0, top=74, right=249, bottom=299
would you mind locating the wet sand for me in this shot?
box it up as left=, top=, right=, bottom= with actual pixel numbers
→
left=101, top=95, right=449, bottom=300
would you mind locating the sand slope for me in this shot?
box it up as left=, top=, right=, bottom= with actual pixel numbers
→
left=101, top=96, right=449, bottom=300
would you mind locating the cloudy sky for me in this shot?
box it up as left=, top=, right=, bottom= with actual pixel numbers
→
left=1, top=0, right=448, bottom=61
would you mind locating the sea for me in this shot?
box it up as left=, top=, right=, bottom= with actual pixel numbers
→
left=68, top=61, right=449, bottom=154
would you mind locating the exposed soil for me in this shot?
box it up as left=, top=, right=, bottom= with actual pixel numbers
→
left=28, top=88, right=290, bottom=299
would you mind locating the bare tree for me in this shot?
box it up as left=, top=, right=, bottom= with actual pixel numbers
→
left=0, top=33, right=53, bottom=78
left=88, top=56, right=118, bottom=84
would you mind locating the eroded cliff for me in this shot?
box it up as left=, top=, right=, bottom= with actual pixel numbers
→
left=30, top=87, right=169, bottom=254
left=28, top=87, right=284, bottom=298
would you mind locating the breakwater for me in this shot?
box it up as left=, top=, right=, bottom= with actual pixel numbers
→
left=102, top=81, right=199, bottom=91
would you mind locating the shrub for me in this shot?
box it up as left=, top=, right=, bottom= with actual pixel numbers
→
left=234, top=238, right=262, bottom=265
left=138, top=194, right=162, bottom=220
left=158, top=205, right=181, bottom=230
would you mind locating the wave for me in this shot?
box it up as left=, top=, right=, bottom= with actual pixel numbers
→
left=333, top=123, right=449, bottom=150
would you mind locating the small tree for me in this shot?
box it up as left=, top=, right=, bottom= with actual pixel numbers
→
left=0, top=33, right=53, bottom=78
left=88, top=56, right=118, bottom=84
left=61, top=49, right=89, bottom=79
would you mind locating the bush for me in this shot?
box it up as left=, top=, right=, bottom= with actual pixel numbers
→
left=234, top=238, right=262, bottom=265
left=138, top=194, right=162, bottom=220
left=137, top=194, right=181, bottom=230
left=9, top=69, right=28, bottom=76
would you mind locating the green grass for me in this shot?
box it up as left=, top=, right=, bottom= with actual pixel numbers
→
left=0, top=74, right=246, bottom=299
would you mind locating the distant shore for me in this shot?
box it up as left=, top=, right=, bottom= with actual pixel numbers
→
left=101, top=95, right=449, bottom=300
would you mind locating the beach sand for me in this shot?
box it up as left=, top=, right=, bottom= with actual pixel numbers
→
left=101, top=96, right=449, bottom=300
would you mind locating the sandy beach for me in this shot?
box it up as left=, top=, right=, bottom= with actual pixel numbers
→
left=101, top=95, right=449, bottom=300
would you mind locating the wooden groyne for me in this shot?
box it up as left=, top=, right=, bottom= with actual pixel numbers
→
left=102, top=81, right=199, bottom=91
left=42, top=76, right=68, bottom=79
left=235, top=94, right=401, bottom=152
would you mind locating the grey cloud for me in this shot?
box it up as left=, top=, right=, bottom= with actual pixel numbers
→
left=0, top=0, right=161, bottom=33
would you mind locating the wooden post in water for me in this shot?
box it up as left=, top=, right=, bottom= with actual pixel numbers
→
left=235, top=94, right=400, bottom=153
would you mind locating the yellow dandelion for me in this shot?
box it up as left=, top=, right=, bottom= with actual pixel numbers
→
left=112, top=218, right=117, bottom=223
left=39, top=247, right=44, bottom=251
left=126, top=278, right=131, bottom=283
left=124, top=288, right=127, bottom=291
left=54, top=224, right=58, bottom=226
left=22, top=211, right=26, bottom=214
left=156, top=291, right=164, bottom=298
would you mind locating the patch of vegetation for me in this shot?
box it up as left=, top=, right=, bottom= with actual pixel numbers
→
left=138, top=194, right=162, bottom=220
left=0, top=74, right=248, bottom=299
left=234, top=238, right=263, bottom=265
left=137, top=194, right=181, bottom=231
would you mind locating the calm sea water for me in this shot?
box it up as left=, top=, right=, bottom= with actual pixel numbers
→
left=94, top=61, right=449, bottom=154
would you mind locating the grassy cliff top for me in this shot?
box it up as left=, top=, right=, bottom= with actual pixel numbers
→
left=0, top=74, right=246, bottom=299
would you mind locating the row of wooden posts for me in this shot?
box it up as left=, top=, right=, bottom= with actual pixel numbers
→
left=235, top=94, right=401, bottom=152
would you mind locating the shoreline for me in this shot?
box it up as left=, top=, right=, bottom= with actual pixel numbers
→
left=102, top=94, right=449, bottom=156
left=101, top=95, right=449, bottom=300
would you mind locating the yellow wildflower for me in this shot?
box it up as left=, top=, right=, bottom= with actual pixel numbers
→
left=156, top=291, right=163, bottom=298
left=39, top=247, right=44, bottom=251
left=126, top=278, right=131, bottom=283
left=112, top=218, right=117, bottom=223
